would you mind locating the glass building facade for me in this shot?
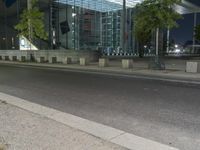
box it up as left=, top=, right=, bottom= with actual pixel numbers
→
left=1, top=0, right=199, bottom=55
left=0, top=0, right=143, bottom=55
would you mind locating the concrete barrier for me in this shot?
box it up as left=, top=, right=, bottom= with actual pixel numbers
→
left=80, top=58, right=89, bottom=66
left=186, top=61, right=200, bottom=73
left=0, top=50, right=98, bottom=63
left=122, top=59, right=133, bottom=69
left=62, top=57, right=72, bottom=64
left=99, top=58, right=109, bottom=67
left=12, top=56, right=17, bottom=61
left=49, top=57, right=57, bottom=63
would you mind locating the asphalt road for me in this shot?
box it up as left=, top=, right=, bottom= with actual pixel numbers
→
left=0, top=64, right=200, bottom=150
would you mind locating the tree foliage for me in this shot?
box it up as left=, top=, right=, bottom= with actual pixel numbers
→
left=15, top=0, right=48, bottom=41
left=195, top=24, right=200, bottom=42
left=134, top=0, right=182, bottom=50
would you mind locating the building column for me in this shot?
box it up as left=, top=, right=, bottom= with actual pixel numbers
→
left=27, top=0, right=32, bottom=50
left=156, top=28, right=159, bottom=56
left=192, top=12, right=197, bottom=53
left=122, top=0, right=126, bottom=52
left=166, top=27, right=170, bottom=53
left=27, top=0, right=32, bottom=9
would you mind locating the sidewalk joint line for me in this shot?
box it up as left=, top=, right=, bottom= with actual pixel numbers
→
left=109, top=132, right=126, bottom=141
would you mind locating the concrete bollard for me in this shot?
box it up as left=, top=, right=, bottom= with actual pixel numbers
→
left=38, top=57, right=45, bottom=63
left=12, top=56, right=17, bottom=61
left=62, top=57, right=72, bottom=64
left=122, top=59, right=133, bottom=69
left=20, top=56, right=26, bottom=62
left=99, top=58, right=109, bottom=67
left=5, top=56, right=9, bottom=61
left=186, top=61, right=200, bottom=73
left=80, top=58, right=89, bottom=66
left=49, top=57, right=57, bottom=63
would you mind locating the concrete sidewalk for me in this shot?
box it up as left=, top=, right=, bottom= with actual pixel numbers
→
left=0, top=60, right=200, bottom=83
left=0, top=93, right=179, bottom=150
left=0, top=100, right=127, bottom=150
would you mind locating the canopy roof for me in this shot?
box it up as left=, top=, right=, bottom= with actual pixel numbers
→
left=57, top=0, right=143, bottom=12
left=0, top=0, right=199, bottom=18
left=174, top=0, right=200, bottom=14
left=57, top=0, right=200, bottom=14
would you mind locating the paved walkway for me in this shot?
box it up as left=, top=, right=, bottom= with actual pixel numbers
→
left=0, top=100, right=127, bottom=150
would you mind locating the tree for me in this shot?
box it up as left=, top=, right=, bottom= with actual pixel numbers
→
left=15, top=0, right=47, bottom=49
left=195, top=24, right=200, bottom=42
left=134, top=0, right=182, bottom=58
left=134, top=16, right=152, bottom=57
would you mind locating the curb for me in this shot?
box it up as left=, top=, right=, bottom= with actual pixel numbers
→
left=1, top=61, right=200, bottom=85
left=0, top=92, right=179, bottom=150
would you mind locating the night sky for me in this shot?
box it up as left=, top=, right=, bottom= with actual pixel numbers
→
left=171, top=0, right=200, bottom=45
